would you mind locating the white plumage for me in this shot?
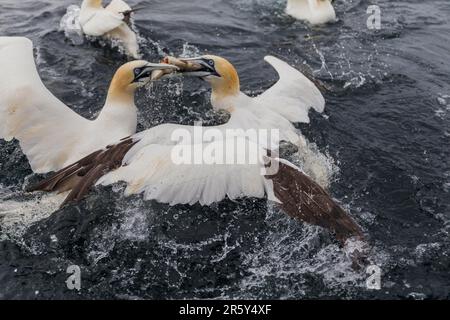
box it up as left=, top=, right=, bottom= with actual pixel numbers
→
left=98, top=137, right=270, bottom=206
left=92, top=54, right=326, bottom=207
left=286, top=0, right=336, bottom=25
left=25, top=53, right=325, bottom=208
left=255, top=56, right=325, bottom=122
left=80, top=0, right=140, bottom=58
left=0, top=37, right=149, bottom=173
left=27, top=53, right=366, bottom=246
left=116, top=54, right=325, bottom=149
left=201, top=55, right=324, bottom=147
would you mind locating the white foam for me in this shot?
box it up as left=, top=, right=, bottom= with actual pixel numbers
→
left=179, top=42, right=201, bottom=58
left=435, top=94, right=450, bottom=120
left=237, top=213, right=364, bottom=299
left=294, top=136, right=338, bottom=189
left=59, top=5, right=84, bottom=45
left=0, top=190, right=66, bottom=240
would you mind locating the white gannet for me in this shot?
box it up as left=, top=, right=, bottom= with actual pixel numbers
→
left=0, top=36, right=177, bottom=174
left=159, top=55, right=326, bottom=149
left=286, top=0, right=336, bottom=25
left=79, top=0, right=140, bottom=58
left=30, top=55, right=365, bottom=246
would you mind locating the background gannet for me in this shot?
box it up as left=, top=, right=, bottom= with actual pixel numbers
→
left=80, top=0, right=140, bottom=58
left=286, top=0, right=336, bottom=25
left=0, top=37, right=176, bottom=174
left=29, top=55, right=364, bottom=247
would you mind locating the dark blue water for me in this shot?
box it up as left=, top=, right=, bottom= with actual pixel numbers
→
left=0, top=0, right=449, bottom=299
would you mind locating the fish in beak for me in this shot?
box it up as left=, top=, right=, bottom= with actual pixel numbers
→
left=161, top=56, right=220, bottom=78
left=134, top=62, right=179, bottom=83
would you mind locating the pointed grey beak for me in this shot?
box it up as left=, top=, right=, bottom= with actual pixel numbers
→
left=163, top=56, right=219, bottom=78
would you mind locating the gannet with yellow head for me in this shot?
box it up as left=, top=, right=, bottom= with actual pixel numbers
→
left=29, top=53, right=367, bottom=254
left=286, top=0, right=336, bottom=25
left=79, top=0, right=140, bottom=58
left=162, top=54, right=325, bottom=147
left=181, top=55, right=241, bottom=108
left=0, top=37, right=177, bottom=173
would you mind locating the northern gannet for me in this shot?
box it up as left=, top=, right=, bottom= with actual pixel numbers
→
left=79, top=0, right=140, bottom=58
left=286, top=0, right=336, bottom=25
left=0, top=37, right=177, bottom=174
left=161, top=55, right=326, bottom=149
left=30, top=55, right=364, bottom=246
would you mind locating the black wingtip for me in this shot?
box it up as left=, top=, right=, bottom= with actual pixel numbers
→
left=120, top=7, right=145, bottom=25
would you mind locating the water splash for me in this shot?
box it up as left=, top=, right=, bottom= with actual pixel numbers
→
left=59, top=5, right=84, bottom=45
left=311, top=41, right=334, bottom=80
left=0, top=189, right=66, bottom=248
left=179, top=42, right=201, bottom=58
left=435, top=94, right=450, bottom=120
left=295, top=138, right=338, bottom=189
left=234, top=205, right=365, bottom=299
left=311, top=37, right=389, bottom=90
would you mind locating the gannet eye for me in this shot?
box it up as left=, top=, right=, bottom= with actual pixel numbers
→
left=207, top=60, right=214, bottom=67
left=134, top=68, right=142, bottom=76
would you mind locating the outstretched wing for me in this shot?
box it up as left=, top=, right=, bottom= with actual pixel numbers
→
left=30, top=129, right=364, bottom=244
left=29, top=134, right=269, bottom=207
left=97, top=137, right=268, bottom=206
left=0, top=37, right=89, bottom=173
left=254, top=56, right=325, bottom=124
left=106, top=0, right=133, bottom=25
left=81, top=6, right=126, bottom=37
left=105, top=0, right=132, bottom=13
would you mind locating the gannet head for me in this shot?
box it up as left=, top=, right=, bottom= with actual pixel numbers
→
left=108, top=60, right=178, bottom=100
left=169, top=55, right=240, bottom=97
left=81, top=0, right=103, bottom=8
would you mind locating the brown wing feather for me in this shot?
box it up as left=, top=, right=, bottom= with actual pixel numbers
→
left=121, top=10, right=133, bottom=26
left=29, top=138, right=362, bottom=245
left=266, top=160, right=364, bottom=244
left=28, top=137, right=137, bottom=208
